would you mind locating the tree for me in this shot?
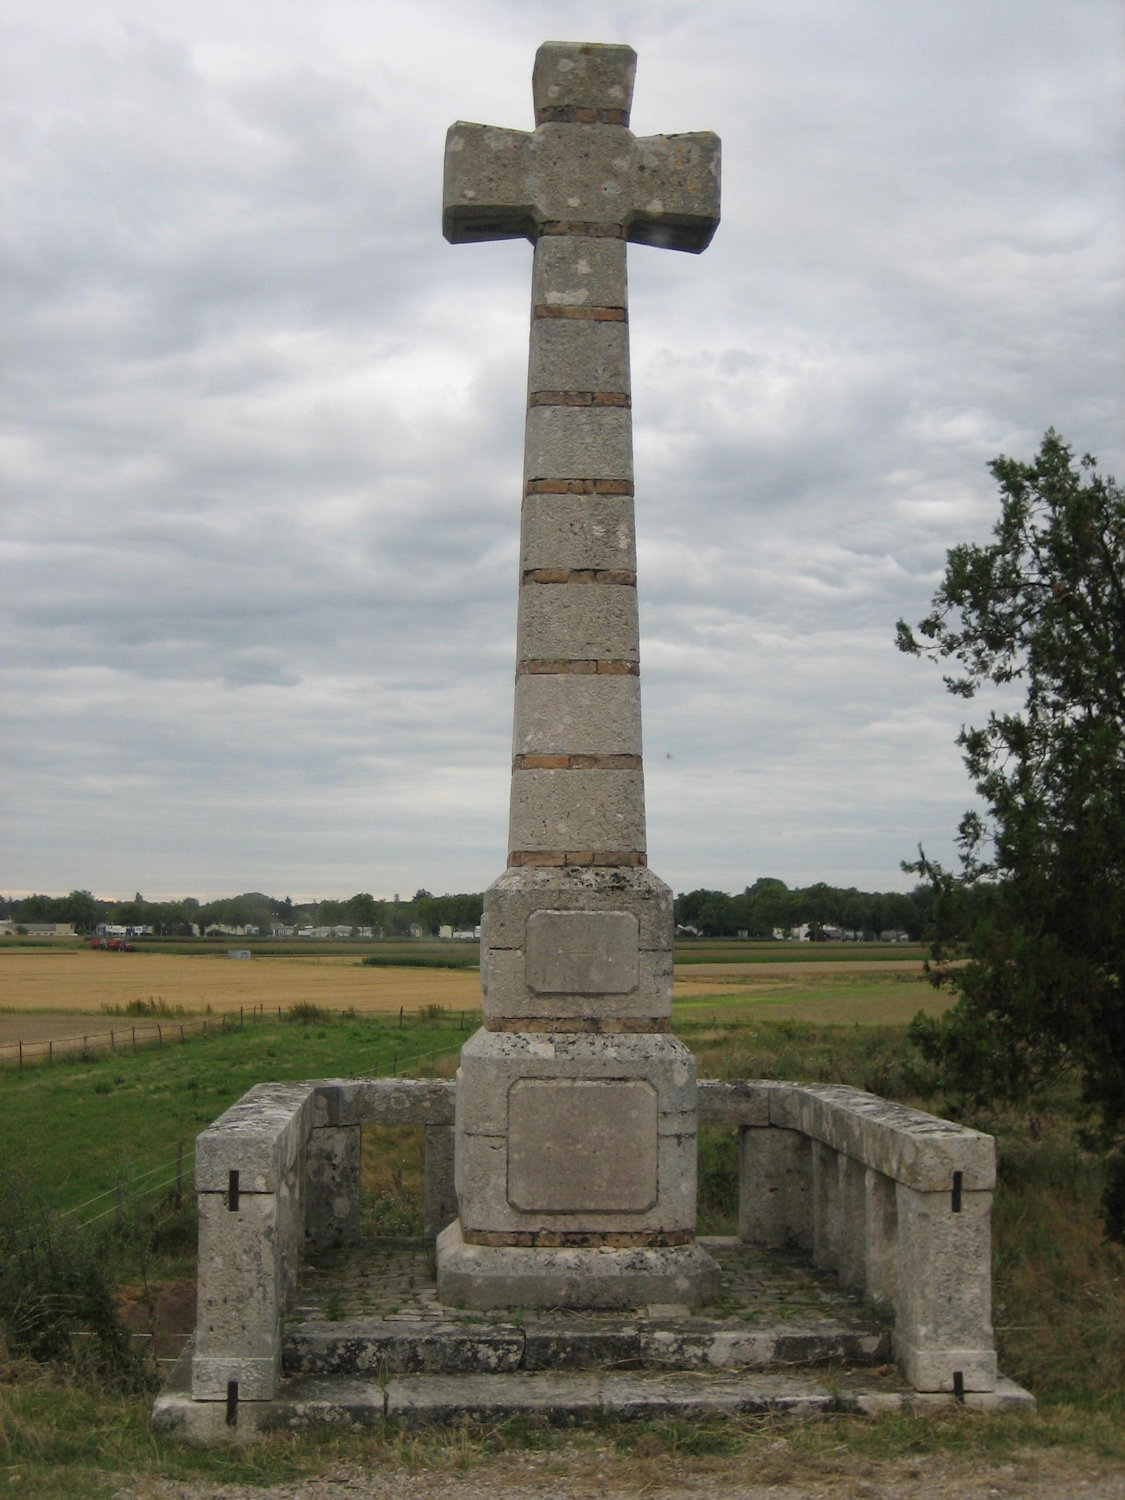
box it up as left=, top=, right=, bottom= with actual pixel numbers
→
left=60, top=890, right=101, bottom=933
left=896, top=431, right=1125, bottom=1232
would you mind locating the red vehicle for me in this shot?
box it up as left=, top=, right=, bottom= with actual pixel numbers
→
left=89, top=937, right=135, bottom=951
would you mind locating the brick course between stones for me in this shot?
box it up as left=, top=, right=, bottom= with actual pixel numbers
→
left=535, top=108, right=630, bottom=127
left=532, top=305, right=627, bottom=321
left=484, top=1017, right=672, bottom=1034
left=521, top=569, right=636, bottom=585
left=524, top=479, right=633, bottom=495
left=528, top=390, right=630, bottom=406
left=513, top=754, right=642, bottom=770
left=507, top=850, right=647, bottom=867
left=517, top=660, right=639, bottom=675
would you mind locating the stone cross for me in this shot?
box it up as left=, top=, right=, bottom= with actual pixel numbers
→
left=437, top=42, right=722, bottom=1310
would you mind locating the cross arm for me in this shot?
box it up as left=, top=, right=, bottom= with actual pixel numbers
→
left=627, top=132, right=721, bottom=253
left=444, top=123, right=537, bottom=244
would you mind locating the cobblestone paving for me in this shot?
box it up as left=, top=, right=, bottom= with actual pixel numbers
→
left=289, top=1236, right=884, bottom=1334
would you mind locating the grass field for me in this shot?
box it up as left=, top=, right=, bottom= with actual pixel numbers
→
left=1, top=948, right=1121, bottom=1498
left=0, top=947, right=944, bottom=1033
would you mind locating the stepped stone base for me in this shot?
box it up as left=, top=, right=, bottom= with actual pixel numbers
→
left=154, top=1351, right=1036, bottom=1443
left=435, top=1219, right=721, bottom=1310
left=153, top=1236, right=1034, bottom=1441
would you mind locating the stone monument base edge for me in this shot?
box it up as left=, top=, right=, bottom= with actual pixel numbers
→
left=435, top=1218, right=721, bottom=1310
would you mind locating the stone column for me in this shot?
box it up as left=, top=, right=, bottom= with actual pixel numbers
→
left=437, top=42, right=721, bottom=1309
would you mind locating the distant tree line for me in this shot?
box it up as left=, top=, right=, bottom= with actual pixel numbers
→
left=0, top=888, right=486, bottom=938
left=2, top=879, right=957, bottom=942
left=673, top=877, right=940, bottom=940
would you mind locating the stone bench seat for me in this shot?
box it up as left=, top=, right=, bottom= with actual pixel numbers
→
left=189, top=1074, right=1001, bottom=1414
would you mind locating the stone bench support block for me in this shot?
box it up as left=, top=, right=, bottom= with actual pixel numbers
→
left=305, top=1125, right=362, bottom=1253
left=891, top=1184, right=997, bottom=1392
left=193, top=1189, right=295, bottom=1401
left=424, top=1125, right=458, bottom=1240
left=737, top=1125, right=810, bottom=1250
left=703, top=1079, right=999, bottom=1392
left=191, top=1078, right=460, bottom=1404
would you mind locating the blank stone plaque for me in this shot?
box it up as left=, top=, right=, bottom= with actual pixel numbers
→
left=525, top=910, right=639, bottom=994
left=507, top=1078, right=658, bottom=1212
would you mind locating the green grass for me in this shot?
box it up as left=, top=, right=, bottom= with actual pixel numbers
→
left=673, top=939, right=927, bottom=964
left=361, top=951, right=478, bottom=969
left=0, top=1010, right=466, bottom=1214
left=1, top=978, right=1123, bottom=1496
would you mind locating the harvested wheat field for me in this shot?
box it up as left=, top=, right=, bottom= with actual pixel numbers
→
left=0, top=950, right=480, bottom=1021
left=0, top=951, right=950, bottom=1040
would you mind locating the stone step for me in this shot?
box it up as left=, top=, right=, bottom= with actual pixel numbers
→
left=283, top=1236, right=892, bottom=1379
left=153, top=1352, right=1037, bottom=1442
left=283, top=1312, right=889, bottom=1378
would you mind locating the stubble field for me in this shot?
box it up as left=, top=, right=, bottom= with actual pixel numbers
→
left=0, top=949, right=947, bottom=1047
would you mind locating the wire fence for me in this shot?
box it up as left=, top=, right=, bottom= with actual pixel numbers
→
left=0, top=1003, right=477, bottom=1073
left=71, top=1147, right=197, bottom=1232
left=61, top=1036, right=464, bottom=1232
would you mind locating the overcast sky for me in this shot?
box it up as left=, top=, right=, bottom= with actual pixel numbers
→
left=3, top=0, right=1121, bottom=903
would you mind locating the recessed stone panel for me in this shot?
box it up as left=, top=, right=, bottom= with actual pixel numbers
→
left=507, top=1078, right=657, bottom=1212
left=483, top=864, right=673, bottom=952
left=526, top=909, right=639, bottom=994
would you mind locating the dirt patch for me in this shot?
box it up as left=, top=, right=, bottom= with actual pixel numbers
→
left=110, top=1442, right=1125, bottom=1499
left=118, top=1281, right=196, bottom=1363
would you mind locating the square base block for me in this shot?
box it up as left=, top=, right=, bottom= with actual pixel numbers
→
left=436, top=1220, right=721, bottom=1310
left=482, top=864, right=673, bottom=1024
left=454, top=1028, right=698, bottom=1238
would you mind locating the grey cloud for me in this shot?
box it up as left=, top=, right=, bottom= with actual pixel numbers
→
left=2, top=0, right=1120, bottom=897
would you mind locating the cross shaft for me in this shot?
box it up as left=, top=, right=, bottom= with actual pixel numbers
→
left=437, top=42, right=722, bottom=1308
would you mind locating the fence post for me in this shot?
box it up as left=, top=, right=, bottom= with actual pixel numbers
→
left=132, top=1027, right=137, bottom=1052
left=110, top=1030, right=115, bottom=1053
left=48, top=1040, right=53, bottom=1066
left=158, top=1023, right=163, bottom=1046
left=18, top=1039, right=22, bottom=1072
left=180, top=1024, right=185, bottom=1043
left=176, top=1141, right=184, bottom=1208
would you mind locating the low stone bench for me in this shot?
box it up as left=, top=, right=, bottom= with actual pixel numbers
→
left=192, top=1078, right=456, bottom=1405
left=191, top=1076, right=997, bottom=1413
left=699, top=1079, right=996, bottom=1393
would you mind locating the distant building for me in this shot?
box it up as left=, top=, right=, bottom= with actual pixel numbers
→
left=0, top=921, right=76, bottom=938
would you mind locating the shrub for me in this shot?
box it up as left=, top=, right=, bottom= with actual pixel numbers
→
left=287, top=1001, right=330, bottom=1024
left=0, top=1167, right=142, bottom=1388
